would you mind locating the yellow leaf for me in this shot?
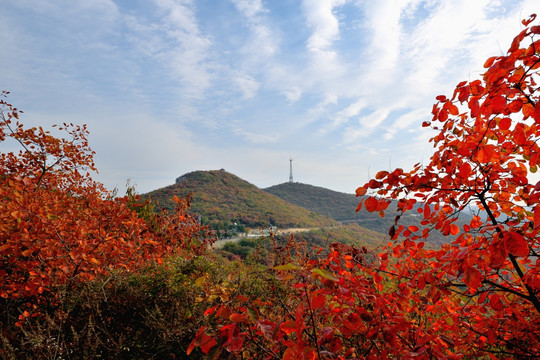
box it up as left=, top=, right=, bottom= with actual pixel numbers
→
left=194, top=276, right=207, bottom=288
left=312, top=268, right=339, bottom=282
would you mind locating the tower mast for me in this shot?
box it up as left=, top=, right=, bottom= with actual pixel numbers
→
left=289, top=157, right=293, bottom=183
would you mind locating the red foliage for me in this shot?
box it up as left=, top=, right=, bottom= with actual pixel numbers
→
left=356, top=15, right=540, bottom=358
left=192, top=15, right=540, bottom=359
left=0, top=92, right=214, bottom=322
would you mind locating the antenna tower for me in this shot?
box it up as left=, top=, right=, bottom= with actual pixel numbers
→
left=289, top=157, right=294, bottom=183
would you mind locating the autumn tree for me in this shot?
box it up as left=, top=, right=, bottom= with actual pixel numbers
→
left=0, top=92, right=213, bottom=323
left=357, top=14, right=540, bottom=358
left=190, top=16, right=540, bottom=360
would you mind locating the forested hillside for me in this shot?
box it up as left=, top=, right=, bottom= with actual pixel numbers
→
left=144, top=170, right=337, bottom=229
left=264, top=182, right=361, bottom=221
left=265, top=181, right=472, bottom=247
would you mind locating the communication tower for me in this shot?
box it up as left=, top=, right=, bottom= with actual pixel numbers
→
left=289, top=157, right=294, bottom=183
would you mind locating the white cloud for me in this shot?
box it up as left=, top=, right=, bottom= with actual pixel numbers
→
left=343, top=109, right=389, bottom=143
left=383, top=108, right=429, bottom=140
left=303, top=0, right=348, bottom=52
left=302, top=0, right=348, bottom=74
left=231, top=0, right=278, bottom=61
left=330, top=98, right=366, bottom=127
left=234, top=73, right=260, bottom=99
left=152, top=0, right=213, bottom=100
left=283, top=87, right=303, bottom=102
left=231, top=0, right=266, bottom=18
left=232, top=128, right=278, bottom=144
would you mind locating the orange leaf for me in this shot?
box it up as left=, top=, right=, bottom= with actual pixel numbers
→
left=375, top=170, right=389, bottom=180
left=355, top=186, right=367, bottom=196
left=483, top=56, right=497, bottom=68
left=0, top=244, right=11, bottom=252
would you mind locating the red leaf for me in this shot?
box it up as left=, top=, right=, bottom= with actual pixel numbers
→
left=499, top=117, right=512, bottom=130
left=469, top=98, right=480, bottom=117
left=280, top=321, right=297, bottom=335
left=283, top=348, right=300, bottom=360
left=522, top=14, right=537, bottom=26
left=229, top=313, right=247, bottom=323
left=200, top=336, right=217, bottom=354
left=448, top=104, right=459, bottom=116
left=491, top=95, right=506, bottom=113
left=490, top=294, right=504, bottom=311
left=504, top=231, right=529, bottom=257
left=507, top=100, right=522, bottom=113
left=204, top=305, right=219, bottom=317
left=459, top=162, right=472, bottom=179
left=458, top=86, right=470, bottom=103
left=463, top=266, right=483, bottom=290
left=438, top=109, right=448, bottom=122
left=534, top=205, right=540, bottom=228
left=311, top=294, right=326, bottom=310
left=364, top=197, right=378, bottom=212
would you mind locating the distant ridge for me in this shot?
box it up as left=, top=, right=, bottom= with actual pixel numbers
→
left=264, top=182, right=471, bottom=246
left=264, top=182, right=361, bottom=221
left=144, top=170, right=337, bottom=229
left=264, top=182, right=398, bottom=234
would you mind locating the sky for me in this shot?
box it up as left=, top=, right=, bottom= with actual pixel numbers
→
left=0, top=0, right=538, bottom=194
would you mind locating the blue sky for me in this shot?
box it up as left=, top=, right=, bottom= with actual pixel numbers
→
left=1, top=0, right=537, bottom=194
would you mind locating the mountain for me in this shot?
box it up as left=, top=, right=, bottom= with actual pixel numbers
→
left=264, top=182, right=362, bottom=221
left=264, top=182, right=471, bottom=247
left=144, top=170, right=337, bottom=229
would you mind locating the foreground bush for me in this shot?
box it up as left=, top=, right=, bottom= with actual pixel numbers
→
left=1, top=255, right=256, bottom=359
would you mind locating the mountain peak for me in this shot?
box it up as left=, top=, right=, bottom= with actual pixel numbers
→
left=145, top=170, right=337, bottom=229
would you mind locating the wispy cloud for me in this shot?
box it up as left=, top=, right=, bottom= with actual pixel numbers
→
left=231, top=0, right=278, bottom=62
left=302, top=0, right=348, bottom=81
left=153, top=0, right=213, bottom=100
left=233, top=73, right=260, bottom=99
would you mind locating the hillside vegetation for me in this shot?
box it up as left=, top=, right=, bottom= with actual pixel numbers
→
left=265, top=182, right=472, bottom=247
left=265, top=182, right=361, bottom=221
left=144, top=170, right=337, bottom=230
